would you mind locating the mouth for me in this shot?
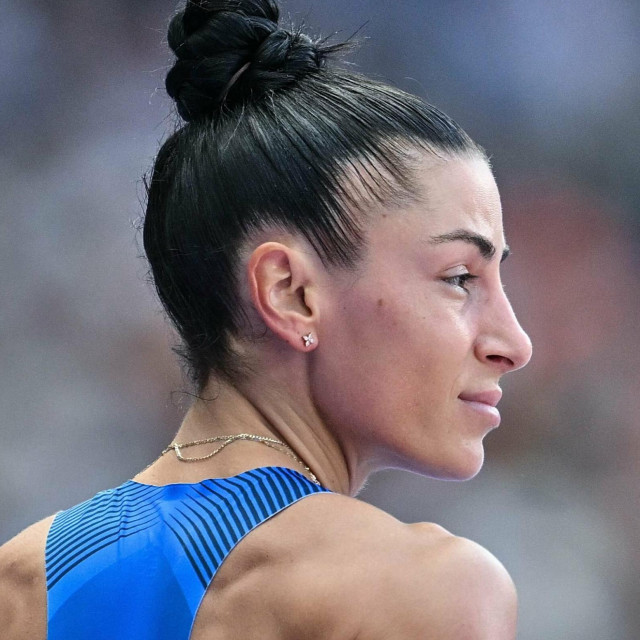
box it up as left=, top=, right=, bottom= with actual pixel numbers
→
left=457, top=389, right=502, bottom=427
left=458, top=389, right=502, bottom=407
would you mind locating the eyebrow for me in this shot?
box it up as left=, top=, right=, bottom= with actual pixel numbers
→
left=429, top=229, right=510, bottom=263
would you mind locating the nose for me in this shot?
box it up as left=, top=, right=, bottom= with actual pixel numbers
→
left=475, top=287, right=532, bottom=374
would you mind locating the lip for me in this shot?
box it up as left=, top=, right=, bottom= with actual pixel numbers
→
left=458, top=389, right=502, bottom=407
left=458, top=389, right=502, bottom=427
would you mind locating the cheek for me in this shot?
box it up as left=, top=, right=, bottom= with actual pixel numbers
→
left=340, top=292, right=411, bottom=373
left=312, top=291, right=398, bottom=419
left=317, top=286, right=463, bottom=421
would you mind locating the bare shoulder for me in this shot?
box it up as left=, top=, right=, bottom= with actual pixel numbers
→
left=310, top=496, right=516, bottom=639
left=0, top=515, right=54, bottom=640
left=389, top=522, right=518, bottom=639
left=311, top=495, right=516, bottom=639
left=201, top=493, right=515, bottom=639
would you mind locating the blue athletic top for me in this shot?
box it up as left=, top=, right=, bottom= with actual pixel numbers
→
left=46, top=466, right=330, bottom=640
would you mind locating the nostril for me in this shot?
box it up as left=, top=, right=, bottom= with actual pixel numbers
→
left=487, top=354, right=514, bottom=367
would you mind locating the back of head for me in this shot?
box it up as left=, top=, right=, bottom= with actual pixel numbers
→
left=165, top=0, right=326, bottom=120
left=143, top=0, right=483, bottom=390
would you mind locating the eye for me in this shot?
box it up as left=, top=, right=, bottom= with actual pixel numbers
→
left=443, top=272, right=478, bottom=293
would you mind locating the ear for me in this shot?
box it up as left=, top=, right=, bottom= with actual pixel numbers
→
left=247, top=242, right=319, bottom=352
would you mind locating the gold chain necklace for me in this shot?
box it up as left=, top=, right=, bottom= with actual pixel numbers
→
left=161, top=433, right=320, bottom=486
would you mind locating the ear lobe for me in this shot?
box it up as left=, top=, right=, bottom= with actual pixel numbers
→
left=247, top=242, right=317, bottom=351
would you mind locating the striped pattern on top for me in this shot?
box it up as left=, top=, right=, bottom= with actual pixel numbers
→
left=46, top=466, right=330, bottom=640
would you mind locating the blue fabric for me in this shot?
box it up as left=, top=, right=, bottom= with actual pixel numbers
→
left=46, top=466, right=329, bottom=640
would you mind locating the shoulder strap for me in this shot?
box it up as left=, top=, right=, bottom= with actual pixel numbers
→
left=46, top=467, right=329, bottom=640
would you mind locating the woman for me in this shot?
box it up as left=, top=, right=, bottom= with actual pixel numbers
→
left=0, top=0, right=531, bottom=638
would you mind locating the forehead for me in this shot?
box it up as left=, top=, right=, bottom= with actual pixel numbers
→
left=355, top=154, right=505, bottom=273
left=410, top=154, right=503, bottom=239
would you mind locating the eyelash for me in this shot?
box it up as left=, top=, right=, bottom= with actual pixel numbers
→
left=444, top=273, right=478, bottom=293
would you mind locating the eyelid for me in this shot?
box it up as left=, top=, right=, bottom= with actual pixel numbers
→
left=442, top=272, right=478, bottom=293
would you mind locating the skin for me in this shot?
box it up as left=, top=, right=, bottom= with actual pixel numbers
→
left=0, top=153, right=531, bottom=639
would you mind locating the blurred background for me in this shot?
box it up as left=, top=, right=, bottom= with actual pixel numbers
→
left=1, top=1, right=638, bottom=637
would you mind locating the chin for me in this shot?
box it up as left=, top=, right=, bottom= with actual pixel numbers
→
left=385, top=435, right=487, bottom=482
left=416, top=445, right=486, bottom=482
left=441, top=462, right=484, bottom=481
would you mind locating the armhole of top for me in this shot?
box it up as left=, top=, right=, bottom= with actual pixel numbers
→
left=189, top=488, right=336, bottom=639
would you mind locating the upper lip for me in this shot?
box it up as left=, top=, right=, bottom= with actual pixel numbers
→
left=458, top=389, right=503, bottom=407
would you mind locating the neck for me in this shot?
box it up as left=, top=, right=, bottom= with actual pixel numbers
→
left=173, top=377, right=355, bottom=495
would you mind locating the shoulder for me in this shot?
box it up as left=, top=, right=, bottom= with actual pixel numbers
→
left=382, top=523, right=517, bottom=639
left=310, top=496, right=516, bottom=639
left=0, top=515, right=54, bottom=640
left=207, top=493, right=516, bottom=639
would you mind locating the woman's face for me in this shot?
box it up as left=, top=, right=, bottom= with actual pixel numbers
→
left=312, top=154, right=532, bottom=483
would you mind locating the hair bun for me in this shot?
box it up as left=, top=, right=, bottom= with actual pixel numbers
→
left=165, top=0, right=324, bottom=121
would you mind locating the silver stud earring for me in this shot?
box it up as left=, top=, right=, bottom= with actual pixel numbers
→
left=303, top=333, right=315, bottom=348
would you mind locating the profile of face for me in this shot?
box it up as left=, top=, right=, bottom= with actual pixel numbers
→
left=311, top=154, right=532, bottom=482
